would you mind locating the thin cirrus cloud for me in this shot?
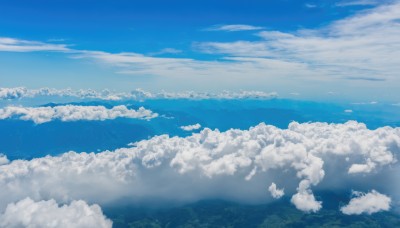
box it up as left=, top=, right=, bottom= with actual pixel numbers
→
left=340, top=190, right=391, bottom=215
left=0, top=37, right=70, bottom=52
left=197, top=1, right=400, bottom=83
left=0, top=121, right=398, bottom=213
left=0, top=105, right=158, bottom=124
left=0, top=198, right=112, bottom=228
left=335, top=0, right=380, bottom=7
left=205, top=24, right=264, bottom=32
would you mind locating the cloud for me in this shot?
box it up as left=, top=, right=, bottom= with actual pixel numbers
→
left=335, top=0, right=380, bottom=7
left=291, top=180, right=322, bottom=213
left=206, top=24, right=264, bottom=32
left=197, top=2, right=400, bottom=84
left=0, top=155, right=8, bottom=166
left=0, top=87, right=28, bottom=100
left=0, top=105, right=158, bottom=124
left=305, top=3, right=317, bottom=8
left=268, top=183, right=284, bottom=199
left=0, top=37, right=70, bottom=52
left=1, top=3, right=400, bottom=96
left=0, top=87, right=278, bottom=101
left=344, top=109, right=353, bottom=113
left=340, top=190, right=391, bottom=215
left=0, top=198, right=112, bottom=228
left=149, top=48, right=183, bottom=56
left=0, top=121, right=398, bottom=213
left=180, top=123, right=202, bottom=131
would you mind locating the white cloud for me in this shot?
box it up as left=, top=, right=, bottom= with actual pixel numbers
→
left=291, top=180, right=322, bottom=213
left=0, top=121, right=397, bottom=213
left=197, top=2, right=400, bottom=85
left=150, top=48, right=182, bottom=56
left=180, top=123, right=202, bottom=131
left=336, top=0, right=380, bottom=7
left=0, top=87, right=278, bottom=101
left=206, top=24, right=264, bottom=32
left=0, top=87, right=28, bottom=100
left=0, top=198, right=112, bottom=228
left=341, top=190, right=391, bottom=215
left=0, top=105, right=158, bottom=124
left=0, top=155, right=8, bottom=166
left=0, top=37, right=70, bottom=52
left=268, top=182, right=284, bottom=199
left=344, top=109, right=353, bottom=113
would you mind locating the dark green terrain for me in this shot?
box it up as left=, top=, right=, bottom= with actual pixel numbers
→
left=104, top=200, right=400, bottom=228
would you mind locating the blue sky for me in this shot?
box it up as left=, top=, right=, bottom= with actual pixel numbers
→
left=0, top=0, right=399, bottom=102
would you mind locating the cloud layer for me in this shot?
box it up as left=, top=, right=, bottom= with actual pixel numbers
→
left=0, top=87, right=278, bottom=101
left=0, top=198, right=112, bottom=228
left=0, top=105, right=158, bottom=124
left=0, top=121, right=398, bottom=213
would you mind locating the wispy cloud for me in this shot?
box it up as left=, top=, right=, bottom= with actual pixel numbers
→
left=149, top=48, right=183, bottom=56
left=335, top=0, right=380, bottom=7
left=197, top=2, right=400, bottom=83
left=305, top=3, right=317, bottom=8
left=205, top=24, right=264, bottom=32
left=0, top=37, right=70, bottom=52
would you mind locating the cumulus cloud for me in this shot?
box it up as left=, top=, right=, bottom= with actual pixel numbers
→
left=0, top=198, right=112, bottom=228
left=180, top=123, right=202, bottom=131
left=206, top=24, right=264, bottom=32
left=340, top=190, right=391, bottom=215
left=268, top=183, right=284, bottom=199
left=0, top=121, right=398, bottom=213
left=0, top=87, right=28, bottom=100
left=0, top=87, right=278, bottom=101
left=291, top=180, right=322, bottom=212
left=0, top=105, right=158, bottom=124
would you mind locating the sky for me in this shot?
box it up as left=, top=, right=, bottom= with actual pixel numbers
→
left=0, top=0, right=399, bottom=102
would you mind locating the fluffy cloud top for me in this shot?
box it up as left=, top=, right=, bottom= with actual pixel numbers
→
left=268, top=182, right=284, bottom=199
left=0, top=105, right=158, bottom=124
left=0, top=121, right=398, bottom=213
left=340, top=190, right=391, bottom=215
left=0, top=198, right=112, bottom=228
left=180, top=123, right=202, bottom=131
left=0, top=87, right=28, bottom=100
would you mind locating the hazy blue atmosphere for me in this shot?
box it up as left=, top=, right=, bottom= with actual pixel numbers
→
left=1, top=0, right=400, bottom=227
